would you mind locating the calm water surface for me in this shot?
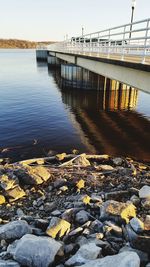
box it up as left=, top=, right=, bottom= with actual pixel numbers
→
left=0, top=49, right=150, bottom=161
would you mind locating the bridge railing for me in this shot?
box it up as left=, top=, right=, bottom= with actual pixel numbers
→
left=47, top=18, right=150, bottom=64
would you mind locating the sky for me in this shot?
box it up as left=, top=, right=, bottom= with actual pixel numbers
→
left=0, top=0, right=149, bottom=41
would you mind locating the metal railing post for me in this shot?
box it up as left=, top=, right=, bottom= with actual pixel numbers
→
left=90, top=35, right=92, bottom=55
left=107, top=29, right=111, bottom=58
left=142, top=19, right=149, bottom=63
left=121, top=26, right=126, bottom=60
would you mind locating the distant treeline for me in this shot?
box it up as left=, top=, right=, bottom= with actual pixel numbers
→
left=0, top=39, right=55, bottom=49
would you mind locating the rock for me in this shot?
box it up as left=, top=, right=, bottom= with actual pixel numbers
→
left=119, top=245, right=149, bottom=265
left=8, top=234, right=63, bottom=267
left=100, top=200, right=136, bottom=223
left=76, top=236, right=88, bottom=247
left=64, top=243, right=76, bottom=255
left=90, top=194, right=103, bottom=203
left=0, top=195, right=5, bottom=205
left=144, top=215, right=150, bottom=231
left=0, top=220, right=32, bottom=241
left=73, top=154, right=90, bottom=167
left=59, top=186, right=68, bottom=192
left=125, top=224, right=150, bottom=253
left=130, top=195, right=140, bottom=206
left=53, top=179, right=67, bottom=188
left=0, top=260, right=20, bottom=266
left=139, top=186, right=150, bottom=199
left=112, top=157, right=123, bottom=166
left=68, top=227, right=83, bottom=237
left=98, top=165, right=114, bottom=171
left=51, top=210, right=62, bottom=217
left=46, top=217, right=71, bottom=238
left=16, top=208, right=25, bottom=217
left=61, top=208, right=78, bottom=222
left=44, top=202, right=57, bottom=212
left=65, top=242, right=102, bottom=266
left=75, top=210, right=89, bottom=225
left=104, top=221, right=122, bottom=237
left=34, top=219, right=49, bottom=231
left=78, top=251, right=140, bottom=267
left=130, top=218, right=144, bottom=234
left=141, top=199, right=150, bottom=210
left=15, top=165, right=50, bottom=185
left=6, top=186, right=26, bottom=201
left=0, top=174, right=18, bottom=191
left=56, top=153, right=66, bottom=161
left=89, top=220, right=103, bottom=234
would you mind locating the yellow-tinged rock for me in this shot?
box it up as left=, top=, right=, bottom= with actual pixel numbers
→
left=56, top=153, right=66, bottom=161
left=0, top=174, right=17, bottom=190
left=82, top=195, right=91, bottom=205
left=7, top=185, right=26, bottom=201
left=76, top=179, right=85, bottom=192
left=139, top=165, right=147, bottom=170
left=0, top=195, right=5, bottom=205
left=73, top=154, right=90, bottom=167
left=46, top=218, right=71, bottom=238
left=101, top=200, right=136, bottom=223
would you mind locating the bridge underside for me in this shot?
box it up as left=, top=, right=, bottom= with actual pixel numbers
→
left=49, top=51, right=150, bottom=94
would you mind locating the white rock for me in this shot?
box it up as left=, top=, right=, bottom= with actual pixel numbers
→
left=65, top=242, right=102, bottom=266
left=8, top=234, right=63, bottom=267
left=79, top=251, right=140, bottom=267
left=139, top=186, right=150, bottom=199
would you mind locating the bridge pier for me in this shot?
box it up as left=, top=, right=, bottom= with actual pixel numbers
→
left=47, top=55, right=61, bottom=67
left=61, top=63, right=103, bottom=90
left=36, top=50, right=48, bottom=61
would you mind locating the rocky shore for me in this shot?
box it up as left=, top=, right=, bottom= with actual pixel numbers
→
left=0, top=153, right=150, bottom=267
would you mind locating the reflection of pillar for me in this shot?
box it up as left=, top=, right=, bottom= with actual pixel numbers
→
left=54, top=65, right=138, bottom=111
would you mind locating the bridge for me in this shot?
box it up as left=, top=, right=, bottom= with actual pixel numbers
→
left=36, top=18, right=150, bottom=93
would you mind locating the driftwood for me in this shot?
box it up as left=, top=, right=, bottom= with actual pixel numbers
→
left=59, top=154, right=109, bottom=168
left=13, top=153, right=109, bottom=168
left=15, top=154, right=75, bottom=166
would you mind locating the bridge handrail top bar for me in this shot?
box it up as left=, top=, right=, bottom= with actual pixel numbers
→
left=47, top=17, right=150, bottom=65
left=72, top=18, right=150, bottom=40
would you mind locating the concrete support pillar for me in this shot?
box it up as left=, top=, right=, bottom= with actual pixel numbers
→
left=61, top=63, right=100, bottom=90
left=36, top=50, right=48, bottom=61
left=47, top=55, right=61, bottom=67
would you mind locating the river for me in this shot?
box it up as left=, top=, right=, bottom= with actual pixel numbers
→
left=0, top=49, right=150, bottom=161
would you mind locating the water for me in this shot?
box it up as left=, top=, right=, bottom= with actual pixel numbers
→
left=0, top=49, right=150, bottom=162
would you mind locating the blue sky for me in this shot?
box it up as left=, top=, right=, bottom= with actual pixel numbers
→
left=0, top=0, right=149, bottom=41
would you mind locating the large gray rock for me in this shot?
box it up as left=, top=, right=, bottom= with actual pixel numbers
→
left=126, top=224, right=150, bottom=253
left=0, top=220, right=32, bottom=241
left=8, top=234, right=63, bottom=267
left=0, top=260, right=20, bottom=267
left=65, top=242, right=102, bottom=266
left=119, top=245, right=149, bottom=265
left=79, top=251, right=140, bottom=267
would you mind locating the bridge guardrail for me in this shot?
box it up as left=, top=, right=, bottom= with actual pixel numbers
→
left=47, top=18, right=150, bottom=64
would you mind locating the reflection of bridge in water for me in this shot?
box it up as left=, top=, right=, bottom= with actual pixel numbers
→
left=49, top=67, right=150, bottom=161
